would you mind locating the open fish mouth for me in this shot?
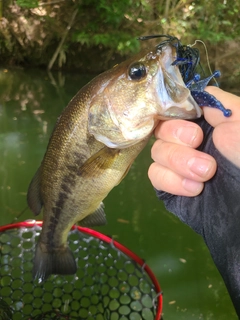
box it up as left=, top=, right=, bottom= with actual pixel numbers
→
left=139, top=34, right=232, bottom=118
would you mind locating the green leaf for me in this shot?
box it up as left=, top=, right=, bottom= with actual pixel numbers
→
left=16, top=0, right=39, bottom=8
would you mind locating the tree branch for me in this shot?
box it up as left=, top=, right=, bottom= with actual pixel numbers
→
left=47, top=8, right=78, bottom=70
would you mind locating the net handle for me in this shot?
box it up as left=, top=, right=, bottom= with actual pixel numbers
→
left=0, top=220, right=163, bottom=319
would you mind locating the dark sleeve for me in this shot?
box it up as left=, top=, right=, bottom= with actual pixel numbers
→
left=156, top=117, right=240, bottom=317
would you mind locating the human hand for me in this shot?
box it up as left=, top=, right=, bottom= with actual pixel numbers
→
left=148, top=86, right=240, bottom=197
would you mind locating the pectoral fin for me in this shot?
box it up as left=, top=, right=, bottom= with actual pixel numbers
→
left=80, top=202, right=107, bottom=227
left=79, top=147, right=119, bottom=178
left=27, top=167, right=43, bottom=216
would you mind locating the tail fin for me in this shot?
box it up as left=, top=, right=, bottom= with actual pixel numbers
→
left=33, top=241, right=77, bottom=282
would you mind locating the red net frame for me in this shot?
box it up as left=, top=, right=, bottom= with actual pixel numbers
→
left=0, top=220, right=163, bottom=319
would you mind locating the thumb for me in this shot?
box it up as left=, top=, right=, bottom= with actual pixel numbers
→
left=202, top=86, right=240, bottom=127
left=213, top=121, right=240, bottom=168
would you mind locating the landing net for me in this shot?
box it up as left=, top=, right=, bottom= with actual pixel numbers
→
left=0, top=220, right=163, bottom=319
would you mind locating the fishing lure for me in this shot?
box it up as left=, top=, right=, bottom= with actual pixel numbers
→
left=138, top=35, right=232, bottom=117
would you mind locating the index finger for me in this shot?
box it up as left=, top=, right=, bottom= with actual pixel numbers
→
left=154, top=119, right=203, bottom=149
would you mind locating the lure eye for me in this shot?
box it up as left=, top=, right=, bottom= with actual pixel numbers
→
left=128, top=62, right=147, bottom=80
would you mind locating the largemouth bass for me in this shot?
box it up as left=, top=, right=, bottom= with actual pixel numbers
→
left=27, top=40, right=202, bottom=282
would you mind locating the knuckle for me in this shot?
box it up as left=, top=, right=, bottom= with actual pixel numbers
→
left=167, top=144, right=181, bottom=167
left=151, top=139, right=163, bottom=161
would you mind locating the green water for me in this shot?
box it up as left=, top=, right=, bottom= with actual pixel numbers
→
left=0, top=67, right=237, bottom=319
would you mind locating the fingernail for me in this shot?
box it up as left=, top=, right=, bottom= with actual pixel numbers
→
left=175, top=126, right=198, bottom=146
left=182, top=179, right=203, bottom=194
left=187, top=157, right=213, bottom=177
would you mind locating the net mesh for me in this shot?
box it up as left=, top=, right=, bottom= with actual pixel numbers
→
left=0, top=221, right=162, bottom=319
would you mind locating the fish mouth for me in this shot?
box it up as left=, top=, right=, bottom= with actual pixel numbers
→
left=162, top=95, right=203, bottom=119
left=155, top=45, right=203, bottom=120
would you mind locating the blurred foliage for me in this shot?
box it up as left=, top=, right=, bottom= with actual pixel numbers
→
left=16, top=0, right=38, bottom=8
left=0, top=0, right=239, bottom=74
left=187, top=0, right=240, bottom=42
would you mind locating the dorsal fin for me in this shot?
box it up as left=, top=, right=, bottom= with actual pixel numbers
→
left=80, top=202, right=107, bottom=227
left=27, top=167, right=43, bottom=216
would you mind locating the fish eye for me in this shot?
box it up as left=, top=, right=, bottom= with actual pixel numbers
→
left=128, top=62, right=147, bottom=80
